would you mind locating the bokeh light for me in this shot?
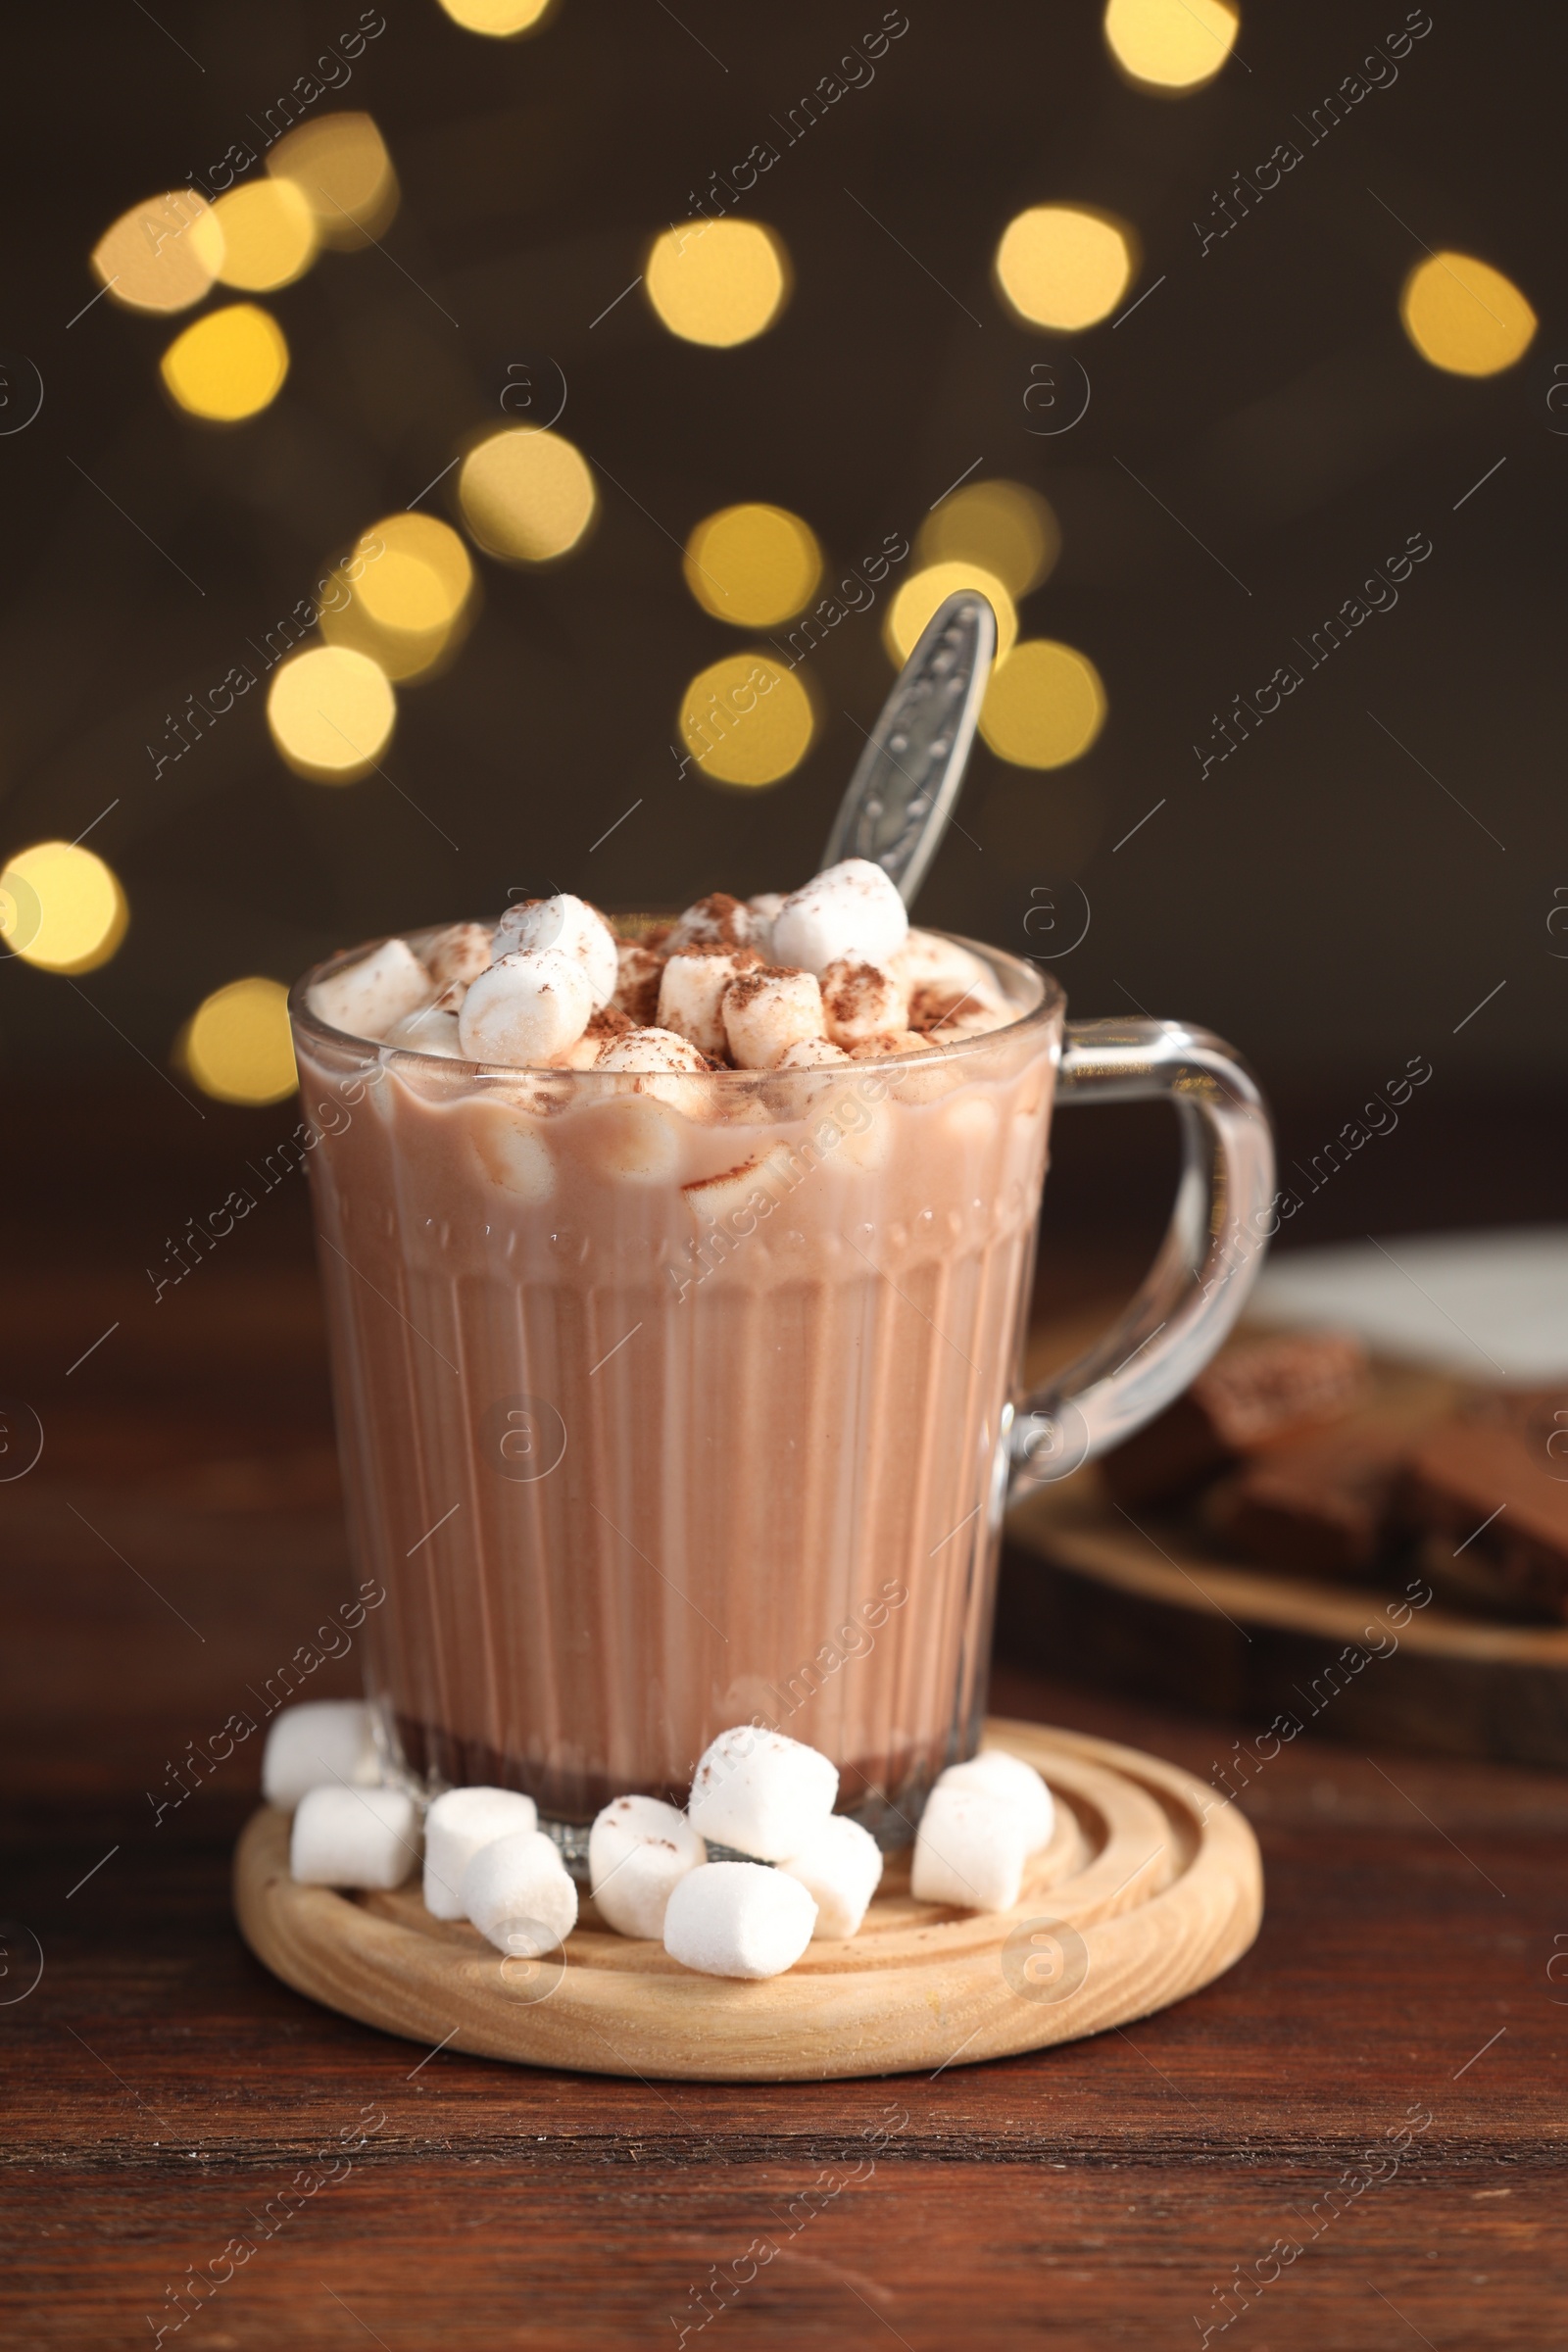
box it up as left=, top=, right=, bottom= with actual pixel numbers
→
left=678, top=655, right=814, bottom=787
left=268, top=647, right=397, bottom=781
left=437, top=0, right=554, bottom=30
left=980, top=640, right=1107, bottom=768
left=995, top=206, right=1136, bottom=331
left=160, top=303, right=289, bottom=422
left=1399, top=253, right=1537, bottom=377
left=211, top=178, right=318, bottom=291
left=1103, top=0, right=1239, bottom=90
left=183, top=978, right=298, bottom=1105
left=645, top=220, right=790, bottom=348
left=269, top=114, right=398, bottom=249
left=917, top=479, right=1060, bottom=598
left=459, top=429, right=597, bottom=563
left=885, top=563, right=1017, bottom=666
left=91, top=190, right=224, bottom=315
left=684, top=504, right=822, bottom=625
left=0, top=841, right=128, bottom=974
left=321, top=514, right=476, bottom=681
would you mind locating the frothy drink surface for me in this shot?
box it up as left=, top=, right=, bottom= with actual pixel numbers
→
left=294, top=906, right=1057, bottom=1837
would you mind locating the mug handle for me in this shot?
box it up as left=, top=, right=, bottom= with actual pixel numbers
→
left=1007, top=1018, right=1276, bottom=1501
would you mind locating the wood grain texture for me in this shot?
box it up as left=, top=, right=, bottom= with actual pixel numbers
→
left=1004, top=1468, right=1568, bottom=1768
left=7, top=1252, right=1568, bottom=2348
left=232, top=1720, right=1262, bottom=2080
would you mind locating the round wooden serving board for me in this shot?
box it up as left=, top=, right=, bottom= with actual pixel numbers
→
left=1003, top=1478, right=1568, bottom=1771
left=233, top=1718, right=1261, bottom=2082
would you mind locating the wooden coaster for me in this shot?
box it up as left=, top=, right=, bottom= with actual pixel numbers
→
left=232, top=1718, right=1261, bottom=2082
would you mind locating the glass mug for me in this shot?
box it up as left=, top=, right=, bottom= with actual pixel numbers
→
left=290, top=928, right=1273, bottom=1851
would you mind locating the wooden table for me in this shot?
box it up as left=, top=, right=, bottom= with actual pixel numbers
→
left=5, top=1253, right=1566, bottom=2349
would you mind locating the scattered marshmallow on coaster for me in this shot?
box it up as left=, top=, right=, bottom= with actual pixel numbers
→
left=769, top=858, right=908, bottom=976
left=459, top=948, right=592, bottom=1067
left=910, top=1785, right=1027, bottom=1914
left=422, top=921, right=494, bottom=993
left=589, top=1794, right=707, bottom=1938
left=938, top=1749, right=1054, bottom=1855
left=463, top=1829, right=579, bottom=1953
left=778, top=1814, right=883, bottom=1939
left=721, top=968, right=827, bottom=1071
left=495, top=892, right=617, bottom=1007
left=422, top=1786, right=539, bottom=1921
left=659, top=947, right=760, bottom=1057
left=263, top=1699, right=381, bottom=1808
left=819, top=956, right=907, bottom=1049
left=662, top=1860, right=818, bottom=1979
left=687, top=1725, right=838, bottom=1860
left=290, top=1785, right=419, bottom=1889
left=309, top=938, right=433, bottom=1042
left=596, top=1026, right=709, bottom=1074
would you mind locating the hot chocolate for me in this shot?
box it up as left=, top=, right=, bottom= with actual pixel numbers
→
left=290, top=869, right=1058, bottom=1839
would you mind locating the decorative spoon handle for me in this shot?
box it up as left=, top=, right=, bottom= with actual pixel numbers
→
left=818, top=590, right=997, bottom=906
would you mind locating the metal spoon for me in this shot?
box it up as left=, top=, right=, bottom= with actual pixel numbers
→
left=817, top=589, right=997, bottom=905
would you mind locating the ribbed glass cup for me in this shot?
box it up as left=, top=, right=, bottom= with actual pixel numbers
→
left=289, top=930, right=1060, bottom=1850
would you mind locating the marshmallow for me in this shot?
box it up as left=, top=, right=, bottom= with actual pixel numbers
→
left=423, top=1785, right=539, bottom=1921
left=658, top=947, right=760, bottom=1056
left=670, top=892, right=760, bottom=952
left=819, top=957, right=907, bottom=1049
left=938, top=1751, right=1054, bottom=1855
left=578, top=1096, right=683, bottom=1182
left=467, top=1099, right=557, bottom=1200
left=309, top=938, right=434, bottom=1042
left=595, top=1026, right=709, bottom=1075
left=263, top=1699, right=380, bottom=1808
left=687, top=1725, right=838, bottom=1861
left=421, top=921, right=493, bottom=993
left=778, top=1814, right=883, bottom=1939
left=290, top=1785, right=419, bottom=1889
left=662, top=1860, right=818, bottom=1979
left=722, top=968, right=826, bottom=1071
left=849, top=1032, right=927, bottom=1059
left=495, top=894, right=618, bottom=1008
left=777, top=1038, right=851, bottom=1069
left=910, top=1785, right=1026, bottom=1913
left=463, top=1829, right=579, bottom=1953
left=384, top=1001, right=466, bottom=1057
left=589, top=1794, right=707, bottom=1938
left=459, top=948, right=592, bottom=1066
left=560, top=1006, right=633, bottom=1068
left=613, top=937, right=666, bottom=1026
left=895, top=930, right=1008, bottom=1033
left=770, top=858, right=908, bottom=976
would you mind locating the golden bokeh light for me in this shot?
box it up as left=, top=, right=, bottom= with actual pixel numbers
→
left=1399, top=252, right=1537, bottom=377
left=995, top=206, right=1136, bottom=332
left=184, top=977, right=298, bottom=1105
left=884, top=563, right=1018, bottom=666
left=684, top=504, right=822, bottom=626
left=1103, top=0, right=1239, bottom=90
left=269, top=113, right=398, bottom=250
left=321, top=514, right=476, bottom=681
left=0, top=841, right=128, bottom=974
left=268, top=646, right=396, bottom=781
left=645, top=220, right=790, bottom=348
left=91, top=190, right=225, bottom=315
left=437, top=0, right=554, bottom=30
left=678, top=654, right=814, bottom=788
left=917, top=479, right=1060, bottom=598
left=211, top=178, right=318, bottom=291
left=160, top=303, right=289, bottom=422
left=980, top=640, right=1107, bottom=769
left=458, top=429, right=597, bottom=564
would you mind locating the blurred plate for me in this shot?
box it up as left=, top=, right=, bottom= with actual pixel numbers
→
left=1251, top=1229, right=1568, bottom=1385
